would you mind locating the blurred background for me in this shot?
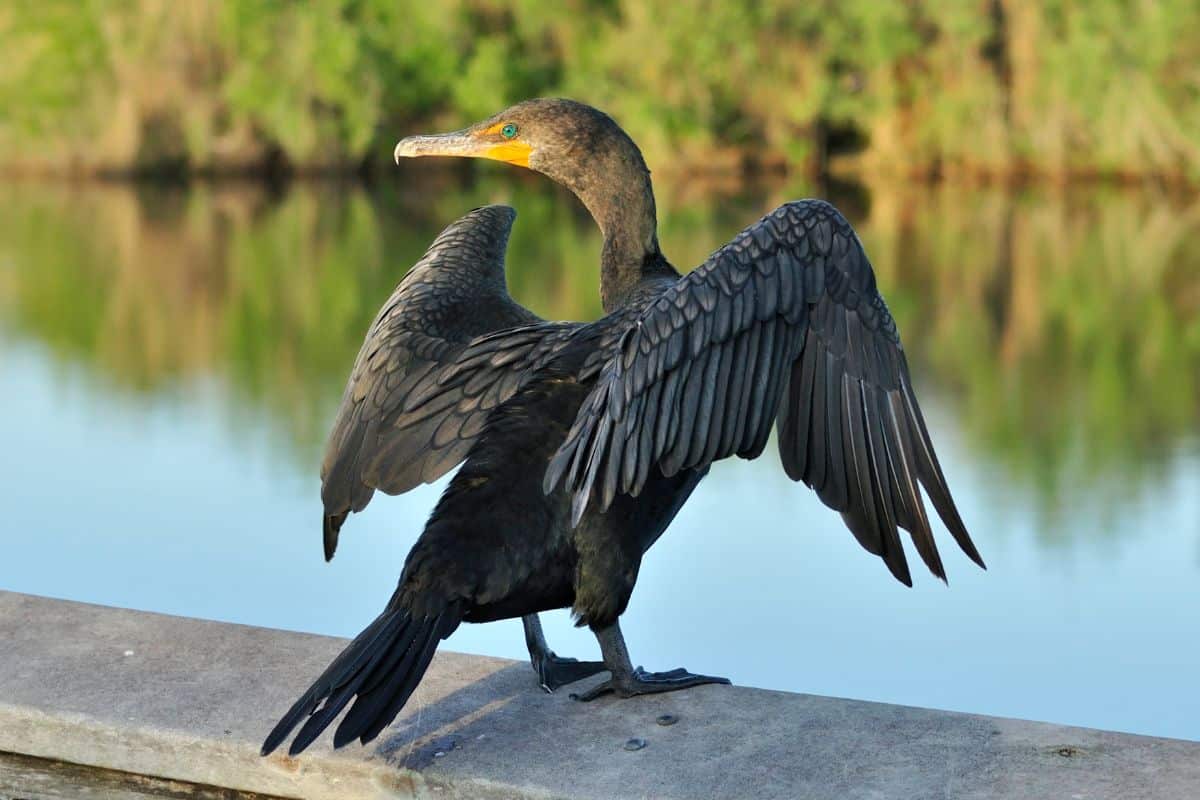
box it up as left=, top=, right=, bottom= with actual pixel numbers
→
left=4, top=1, right=1200, bottom=180
left=1, top=1, right=1198, bottom=741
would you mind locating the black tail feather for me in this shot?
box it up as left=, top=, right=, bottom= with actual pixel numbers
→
left=333, top=616, right=437, bottom=746
left=260, top=613, right=396, bottom=756
left=286, top=616, right=420, bottom=756
left=261, top=603, right=462, bottom=757
left=339, top=613, right=452, bottom=746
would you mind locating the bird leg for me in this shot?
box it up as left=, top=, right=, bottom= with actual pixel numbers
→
left=570, top=619, right=731, bottom=702
left=522, top=614, right=607, bottom=693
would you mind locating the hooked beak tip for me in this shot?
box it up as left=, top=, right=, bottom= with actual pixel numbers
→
left=393, top=132, right=472, bottom=165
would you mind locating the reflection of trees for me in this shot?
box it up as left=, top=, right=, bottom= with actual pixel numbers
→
left=0, top=177, right=617, bottom=465
left=0, top=179, right=1197, bottom=508
left=861, top=183, right=1200, bottom=510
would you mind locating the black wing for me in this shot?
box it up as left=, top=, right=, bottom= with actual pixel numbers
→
left=546, top=200, right=983, bottom=585
left=321, top=205, right=572, bottom=559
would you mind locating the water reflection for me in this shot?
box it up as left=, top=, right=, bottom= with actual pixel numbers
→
left=2, top=177, right=1196, bottom=523
left=2, top=175, right=1199, bottom=740
left=871, top=188, right=1200, bottom=477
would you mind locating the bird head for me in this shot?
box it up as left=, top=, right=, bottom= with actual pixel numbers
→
left=396, top=98, right=659, bottom=272
left=394, top=98, right=648, bottom=197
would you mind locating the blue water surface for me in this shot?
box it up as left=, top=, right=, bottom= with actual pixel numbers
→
left=1, top=180, right=1197, bottom=741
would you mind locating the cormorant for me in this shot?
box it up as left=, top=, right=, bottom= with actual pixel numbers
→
left=262, top=99, right=985, bottom=757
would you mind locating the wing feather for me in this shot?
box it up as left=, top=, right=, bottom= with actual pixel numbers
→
left=547, top=199, right=983, bottom=583
left=320, top=206, right=577, bottom=559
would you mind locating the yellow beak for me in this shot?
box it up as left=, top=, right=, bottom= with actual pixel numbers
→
left=394, top=130, right=532, bottom=168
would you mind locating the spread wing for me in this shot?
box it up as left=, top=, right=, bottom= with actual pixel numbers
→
left=546, top=200, right=983, bottom=585
left=320, top=205, right=573, bottom=559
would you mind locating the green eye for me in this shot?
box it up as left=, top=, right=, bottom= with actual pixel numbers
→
left=501, top=123, right=518, bottom=139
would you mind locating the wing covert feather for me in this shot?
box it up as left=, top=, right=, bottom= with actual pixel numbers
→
left=546, top=199, right=983, bottom=584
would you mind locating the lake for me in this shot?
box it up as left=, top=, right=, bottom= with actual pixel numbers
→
left=1, top=169, right=1197, bottom=741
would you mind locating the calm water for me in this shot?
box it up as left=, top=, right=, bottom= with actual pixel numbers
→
left=1, top=173, right=1198, bottom=741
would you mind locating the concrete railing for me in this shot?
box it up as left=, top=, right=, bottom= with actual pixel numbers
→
left=1, top=591, right=1196, bottom=799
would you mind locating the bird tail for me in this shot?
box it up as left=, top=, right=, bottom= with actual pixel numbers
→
left=261, top=599, right=462, bottom=757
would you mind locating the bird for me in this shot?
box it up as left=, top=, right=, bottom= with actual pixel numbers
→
left=316, top=203, right=607, bottom=696
left=262, top=98, right=985, bottom=758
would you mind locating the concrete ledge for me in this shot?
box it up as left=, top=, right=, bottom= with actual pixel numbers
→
left=1, top=591, right=1197, bottom=800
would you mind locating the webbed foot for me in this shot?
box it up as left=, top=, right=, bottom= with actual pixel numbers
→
left=570, top=666, right=730, bottom=701
left=534, top=651, right=608, bottom=693
left=523, top=614, right=607, bottom=693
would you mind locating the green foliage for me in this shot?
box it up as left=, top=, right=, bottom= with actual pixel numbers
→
left=1, top=1, right=1199, bottom=178
left=0, top=2, right=110, bottom=151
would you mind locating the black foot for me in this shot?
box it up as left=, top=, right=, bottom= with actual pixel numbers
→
left=570, top=667, right=730, bottom=702
left=533, top=651, right=608, bottom=693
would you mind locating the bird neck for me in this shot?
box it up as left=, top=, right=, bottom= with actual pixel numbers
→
left=541, top=129, right=668, bottom=312
left=595, top=194, right=665, bottom=313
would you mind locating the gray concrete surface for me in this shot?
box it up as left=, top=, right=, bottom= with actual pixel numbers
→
left=0, top=591, right=1196, bottom=800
